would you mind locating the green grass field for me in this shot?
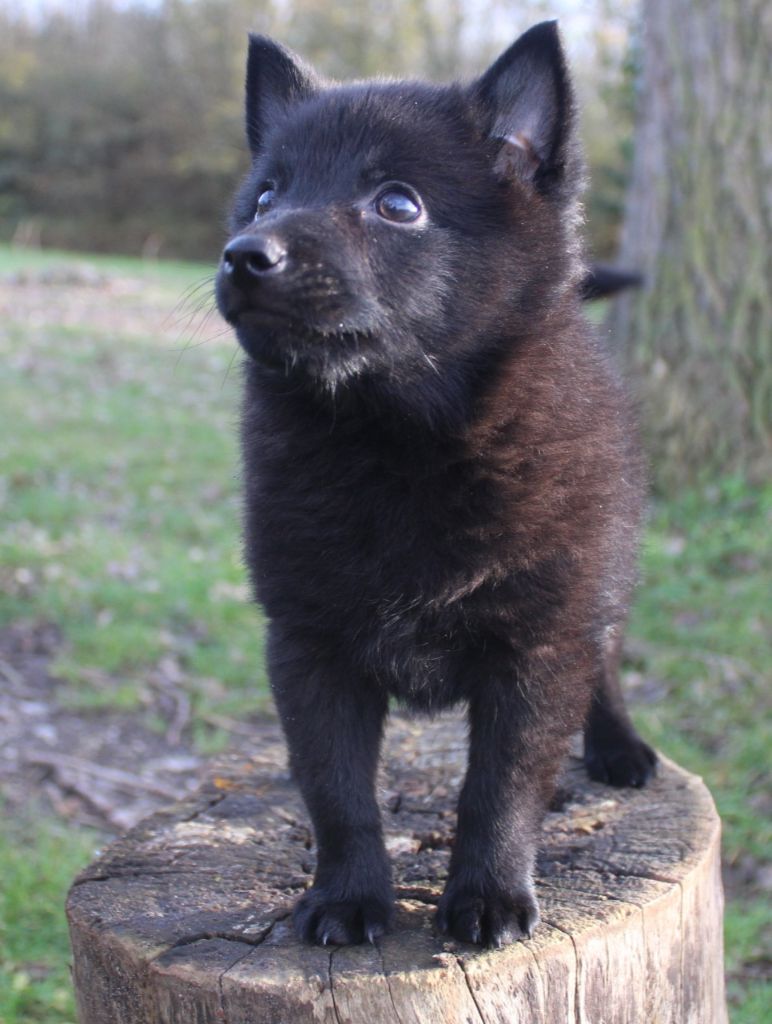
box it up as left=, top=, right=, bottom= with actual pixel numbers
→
left=0, top=244, right=769, bottom=1022
left=0, top=246, right=270, bottom=728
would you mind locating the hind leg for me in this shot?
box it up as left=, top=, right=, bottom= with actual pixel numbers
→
left=583, top=625, right=657, bottom=787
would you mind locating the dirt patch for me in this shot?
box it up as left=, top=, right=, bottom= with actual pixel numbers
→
left=0, top=618, right=279, bottom=835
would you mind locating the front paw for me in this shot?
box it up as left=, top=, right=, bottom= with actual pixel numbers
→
left=584, top=731, right=657, bottom=788
left=436, top=879, right=539, bottom=948
left=293, top=885, right=393, bottom=946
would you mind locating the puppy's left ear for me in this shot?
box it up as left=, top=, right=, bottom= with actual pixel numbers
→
left=471, top=21, right=580, bottom=199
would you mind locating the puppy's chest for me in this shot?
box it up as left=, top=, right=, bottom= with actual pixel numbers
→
left=249, top=421, right=577, bottom=705
left=251, top=426, right=507, bottom=618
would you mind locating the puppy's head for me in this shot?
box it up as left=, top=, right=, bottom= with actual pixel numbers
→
left=216, top=22, right=583, bottom=405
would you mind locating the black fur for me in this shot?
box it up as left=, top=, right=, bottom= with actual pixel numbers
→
left=215, top=20, right=656, bottom=949
left=580, top=263, right=644, bottom=301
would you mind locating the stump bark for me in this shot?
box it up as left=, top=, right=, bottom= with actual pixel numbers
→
left=66, top=714, right=727, bottom=1023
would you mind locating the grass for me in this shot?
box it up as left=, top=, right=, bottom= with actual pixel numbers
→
left=0, top=243, right=769, bottom=1021
left=0, top=243, right=207, bottom=284
left=631, top=480, right=771, bottom=867
left=0, top=813, right=99, bottom=1024
left=628, top=479, right=771, bottom=1023
left=0, top=244, right=270, bottom=730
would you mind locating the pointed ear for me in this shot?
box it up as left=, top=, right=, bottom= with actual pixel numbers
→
left=245, top=35, right=319, bottom=155
left=471, top=21, right=578, bottom=198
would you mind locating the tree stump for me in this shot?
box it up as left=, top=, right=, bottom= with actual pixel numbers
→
left=67, top=714, right=727, bottom=1023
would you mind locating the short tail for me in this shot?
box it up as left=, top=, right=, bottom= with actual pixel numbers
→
left=580, top=264, right=644, bottom=301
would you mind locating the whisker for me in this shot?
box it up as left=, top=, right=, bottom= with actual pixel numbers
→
left=171, top=309, right=236, bottom=374
left=164, top=275, right=216, bottom=329
left=221, top=345, right=240, bottom=389
left=168, top=292, right=217, bottom=336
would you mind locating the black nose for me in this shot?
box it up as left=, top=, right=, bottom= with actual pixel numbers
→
left=222, top=233, right=287, bottom=281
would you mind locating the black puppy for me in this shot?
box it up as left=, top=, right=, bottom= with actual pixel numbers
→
left=216, top=21, right=656, bottom=950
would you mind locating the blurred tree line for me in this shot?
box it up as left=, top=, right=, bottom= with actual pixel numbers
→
left=0, top=0, right=636, bottom=261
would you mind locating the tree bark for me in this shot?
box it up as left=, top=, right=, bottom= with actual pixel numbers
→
left=610, top=0, right=772, bottom=485
left=67, top=713, right=728, bottom=1023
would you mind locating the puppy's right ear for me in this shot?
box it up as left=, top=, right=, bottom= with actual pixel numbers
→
left=471, top=21, right=579, bottom=201
left=245, top=35, right=318, bottom=155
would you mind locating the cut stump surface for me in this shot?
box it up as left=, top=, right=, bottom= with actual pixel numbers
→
left=67, top=713, right=727, bottom=1023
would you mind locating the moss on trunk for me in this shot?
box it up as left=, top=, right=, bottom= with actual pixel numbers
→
left=611, top=0, right=772, bottom=487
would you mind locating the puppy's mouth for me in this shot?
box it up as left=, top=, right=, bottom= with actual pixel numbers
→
left=226, top=305, right=379, bottom=380
left=216, top=264, right=353, bottom=328
left=214, top=253, right=384, bottom=381
left=224, top=301, right=301, bottom=330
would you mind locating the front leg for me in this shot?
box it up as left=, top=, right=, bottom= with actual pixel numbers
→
left=268, top=630, right=392, bottom=945
left=437, top=672, right=576, bottom=948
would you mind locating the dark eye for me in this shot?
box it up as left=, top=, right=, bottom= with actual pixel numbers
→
left=375, top=188, right=421, bottom=223
left=254, top=188, right=276, bottom=218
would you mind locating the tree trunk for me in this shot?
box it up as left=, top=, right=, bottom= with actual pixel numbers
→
left=611, top=0, right=772, bottom=485
left=67, top=714, right=728, bottom=1023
